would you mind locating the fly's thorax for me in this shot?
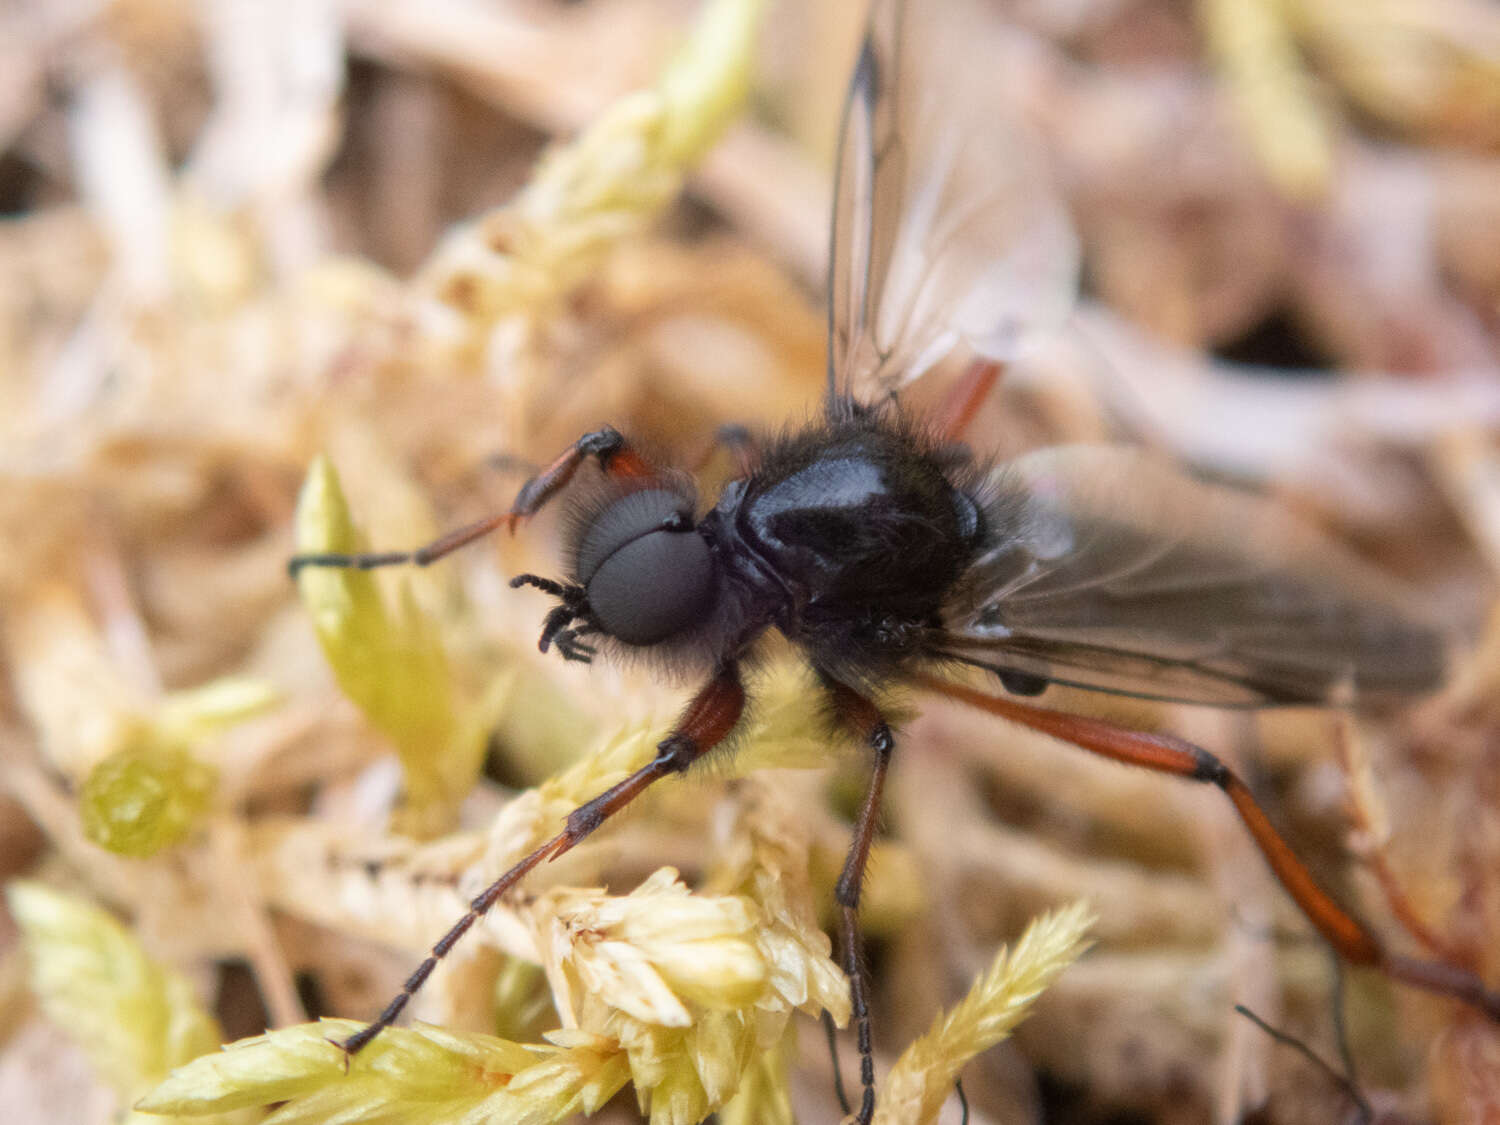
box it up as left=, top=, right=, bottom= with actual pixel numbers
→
left=733, top=414, right=986, bottom=626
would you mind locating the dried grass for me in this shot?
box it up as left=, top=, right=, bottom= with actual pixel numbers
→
left=3, top=0, right=1500, bottom=1122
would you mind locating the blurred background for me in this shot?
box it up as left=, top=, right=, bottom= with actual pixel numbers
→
left=3, top=0, right=1500, bottom=1122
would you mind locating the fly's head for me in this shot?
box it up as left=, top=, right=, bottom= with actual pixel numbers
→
left=512, top=481, right=718, bottom=664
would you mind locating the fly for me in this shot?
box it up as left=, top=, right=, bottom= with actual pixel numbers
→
left=288, top=0, right=1500, bottom=1120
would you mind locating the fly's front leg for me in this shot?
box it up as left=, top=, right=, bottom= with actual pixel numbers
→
left=287, top=427, right=657, bottom=577
left=337, top=663, right=745, bottom=1058
left=822, top=674, right=896, bottom=1125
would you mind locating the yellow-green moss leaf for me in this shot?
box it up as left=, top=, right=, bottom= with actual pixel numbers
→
left=872, top=901, right=1095, bottom=1125
left=656, top=0, right=764, bottom=164
left=136, top=1021, right=350, bottom=1114
left=716, top=1024, right=795, bottom=1125
left=420, top=0, right=767, bottom=330
left=7, top=882, right=222, bottom=1102
left=293, top=455, right=482, bottom=827
left=154, top=677, right=281, bottom=746
left=491, top=955, right=557, bottom=1043
left=137, top=1020, right=630, bottom=1125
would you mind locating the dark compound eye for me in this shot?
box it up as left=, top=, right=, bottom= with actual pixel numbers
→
left=574, top=489, right=714, bottom=646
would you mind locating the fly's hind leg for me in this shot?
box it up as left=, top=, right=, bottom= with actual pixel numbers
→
left=916, top=672, right=1500, bottom=1025
left=287, top=427, right=658, bottom=577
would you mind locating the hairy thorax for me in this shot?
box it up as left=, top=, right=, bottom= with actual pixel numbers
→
left=705, top=409, right=987, bottom=680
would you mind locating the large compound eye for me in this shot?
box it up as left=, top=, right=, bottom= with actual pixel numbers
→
left=574, top=489, right=714, bottom=645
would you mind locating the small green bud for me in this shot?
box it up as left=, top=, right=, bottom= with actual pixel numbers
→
left=80, top=736, right=216, bottom=857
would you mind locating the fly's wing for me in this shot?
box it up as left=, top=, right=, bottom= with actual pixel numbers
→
left=828, top=0, right=1078, bottom=407
left=938, top=446, right=1448, bottom=706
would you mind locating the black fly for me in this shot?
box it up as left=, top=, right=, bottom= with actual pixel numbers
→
left=288, top=0, right=1500, bottom=1119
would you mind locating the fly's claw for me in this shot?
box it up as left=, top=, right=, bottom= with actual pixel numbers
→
left=556, top=630, right=597, bottom=663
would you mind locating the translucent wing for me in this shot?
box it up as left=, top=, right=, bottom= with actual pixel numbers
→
left=828, top=0, right=1078, bottom=407
left=937, top=447, right=1448, bottom=706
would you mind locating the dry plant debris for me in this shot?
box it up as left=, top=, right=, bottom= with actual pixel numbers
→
left=3, top=0, right=1500, bottom=1123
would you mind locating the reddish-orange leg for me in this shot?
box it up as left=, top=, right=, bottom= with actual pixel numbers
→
left=916, top=673, right=1500, bottom=1022
left=339, top=664, right=746, bottom=1056
left=822, top=674, right=897, bottom=1125
left=931, top=359, right=1004, bottom=444
left=287, top=427, right=655, bottom=576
